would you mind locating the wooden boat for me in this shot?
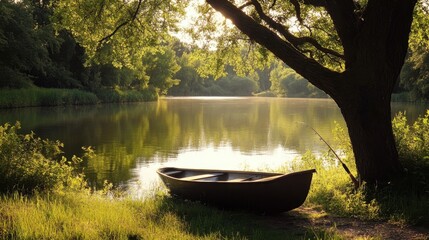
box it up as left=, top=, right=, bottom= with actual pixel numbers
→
left=157, top=167, right=316, bottom=213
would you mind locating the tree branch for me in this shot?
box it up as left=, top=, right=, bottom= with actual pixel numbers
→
left=289, top=0, right=303, bottom=24
left=250, top=0, right=344, bottom=59
left=238, top=1, right=252, bottom=9
left=206, top=0, right=341, bottom=95
left=302, top=0, right=326, bottom=7
left=323, top=0, right=359, bottom=62
left=98, top=0, right=143, bottom=45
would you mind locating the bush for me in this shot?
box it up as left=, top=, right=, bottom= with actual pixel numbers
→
left=0, top=122, right=88, bottom=194
left=393, top=110, right=429, bottom=161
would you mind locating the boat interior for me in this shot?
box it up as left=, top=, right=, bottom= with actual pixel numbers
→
left=161, top=169, right=281, bottom=182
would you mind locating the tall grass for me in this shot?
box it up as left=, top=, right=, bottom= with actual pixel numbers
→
left=0, top=88, right=99, bottom=108
left=0, top=191, right=346, bottom=240
left=0, top=87, right=158, bottom=109
left=94, top=87, right=158, bottom=103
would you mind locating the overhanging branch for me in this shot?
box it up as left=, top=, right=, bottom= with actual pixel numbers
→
left=324, top=0, right=359, bottom=61
left=302, top=0, right=326, bottom=7
left=250, top=0, right=344, bottom=59
left=98, top=0, right=143, bottom=45
left=206, top=0, right=341, bottom=95
left=289, top=0, right=303, bottom=24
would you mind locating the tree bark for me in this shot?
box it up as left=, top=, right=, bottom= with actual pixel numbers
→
left=334, top=83, right=402, bottom=183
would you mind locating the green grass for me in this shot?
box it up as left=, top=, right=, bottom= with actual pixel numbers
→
left=0, top=191, right=344, bottom=240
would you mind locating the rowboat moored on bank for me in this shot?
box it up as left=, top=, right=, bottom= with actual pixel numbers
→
left=157, top=167, right=316, bottom=213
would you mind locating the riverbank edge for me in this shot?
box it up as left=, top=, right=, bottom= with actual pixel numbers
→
left=0, top=87, right=158, bottom=109
left=2, top=88, right=428, bottom=109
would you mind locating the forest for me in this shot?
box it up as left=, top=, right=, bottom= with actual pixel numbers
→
left=1, top=0, right=428, bottom=106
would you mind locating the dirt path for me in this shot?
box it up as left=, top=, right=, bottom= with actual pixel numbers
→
left=259, top=207, right=429, bottom=239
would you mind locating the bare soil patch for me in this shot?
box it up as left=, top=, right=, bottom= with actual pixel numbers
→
left=259, top=207, right=429, bottom=239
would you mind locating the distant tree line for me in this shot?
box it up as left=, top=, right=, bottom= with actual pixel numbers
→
left=0, top=0, right=178, bottom=99
left=1, top=0, right=428, bottom=102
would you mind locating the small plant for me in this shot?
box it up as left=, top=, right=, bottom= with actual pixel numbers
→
left=0, top=122, right=88, bottom=194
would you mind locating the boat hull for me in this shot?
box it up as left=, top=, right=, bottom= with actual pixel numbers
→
left=157, top=167, right=316, bottom=213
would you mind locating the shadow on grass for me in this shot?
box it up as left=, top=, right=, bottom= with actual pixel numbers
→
left=154, top=196, right=340, bottom=240
left=365, top=159, right=429, bottom=226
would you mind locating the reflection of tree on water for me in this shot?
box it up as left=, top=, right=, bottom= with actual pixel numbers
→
left=0, top=98, right=426, bottom=188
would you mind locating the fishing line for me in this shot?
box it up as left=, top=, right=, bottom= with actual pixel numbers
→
left=297, top=122, right=359, bottom=189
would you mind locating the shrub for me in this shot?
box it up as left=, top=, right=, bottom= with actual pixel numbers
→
left=393, top=110, right=429, bottom=161
left=0, top=122, right=88, bottom=194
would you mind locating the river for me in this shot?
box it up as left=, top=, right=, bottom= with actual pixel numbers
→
left=0, top=97, right=427, bottom=197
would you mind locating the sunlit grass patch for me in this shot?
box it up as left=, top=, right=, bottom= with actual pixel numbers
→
left=2, top=191, right=345, bottom=240
left=2, top=193, right=131, bottom=239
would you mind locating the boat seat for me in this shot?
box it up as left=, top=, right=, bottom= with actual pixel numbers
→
left=228, top=177, right=253, bottom=182
left=252, top=175, right=282, bottom=182
left=181, top=173, right=224, bottom=181
left=163, top=170, right=182, bottom=176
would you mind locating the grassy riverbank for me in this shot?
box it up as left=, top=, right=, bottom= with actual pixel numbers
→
left=0, top=112, right=428, bottom=239
left=1, top=191, right=345, bottom=240
left=0, top=87, right=158, bottom=108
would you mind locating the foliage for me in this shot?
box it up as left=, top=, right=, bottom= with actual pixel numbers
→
left=54, top=0, right=185, bottom=71
left=144, top=47, right=181, bottom=95
left=270, top=62, right=328, bottom=98
left=399, top=2, right=429, bottom=102
left=169, top=66, right=206, bottom=96
left=0, top=122, right=87, bottom=194
left=408, top=2, right=429, bottom=53
left=399, top=49, right=429, bottom=101
left=2, top=0, right=428, bottom=103
left=217, top=75, right=258, bottom=96
left=393, top=110, right=429, bottom=162
left=0, top=0, right=168, bottom=102
left=0, top=0, right=49, bottom=88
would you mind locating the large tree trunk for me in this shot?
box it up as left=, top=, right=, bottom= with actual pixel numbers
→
left=334, top=84, right=402, bottom=183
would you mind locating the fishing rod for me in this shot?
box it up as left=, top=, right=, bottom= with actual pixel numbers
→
left=298, top=122, right=359, bottom=189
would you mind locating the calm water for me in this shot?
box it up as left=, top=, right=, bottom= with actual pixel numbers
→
left=0, top=97, right=427, bottom=196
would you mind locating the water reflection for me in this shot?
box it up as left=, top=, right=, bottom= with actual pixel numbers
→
left=0, top=98, right=427, bottom=195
